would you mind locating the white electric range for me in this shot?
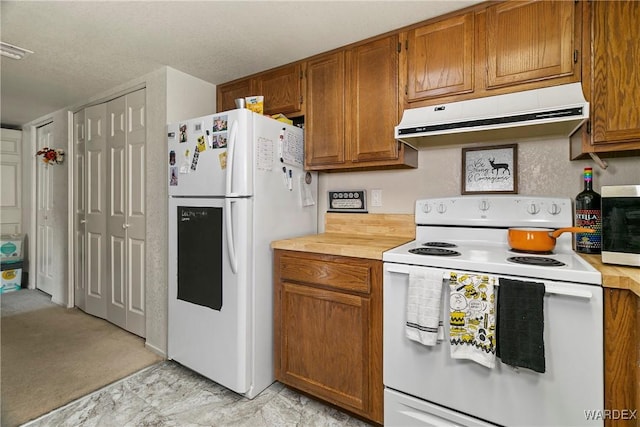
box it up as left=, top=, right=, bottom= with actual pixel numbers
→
left=383, top=195, right=603, bottom=427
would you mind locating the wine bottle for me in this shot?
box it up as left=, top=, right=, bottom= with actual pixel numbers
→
left=575, top=167, right=602, bottom=254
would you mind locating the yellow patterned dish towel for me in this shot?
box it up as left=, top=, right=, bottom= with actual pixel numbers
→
left=448, top=272, right=497, bottom=368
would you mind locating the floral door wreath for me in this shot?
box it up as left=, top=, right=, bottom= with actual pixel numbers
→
left=36, top=147, right=65, bottom=165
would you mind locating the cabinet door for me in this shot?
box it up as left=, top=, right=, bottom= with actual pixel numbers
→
left=255, top=63, right=304, bottom=116
left=591, top=0, right=640, bottom=146
left=216, top=79, right=255, bottom=112
left=407, top=13, right=474, bottom=101
left=305, top=51, right=346, bottom=167
left=486, top=0, right=575, bottom=89
left=348, top=35, right=400, bottom=162
left=603, top=288, right=639, bottom=424
left=279, top=282, right=370, bottom=413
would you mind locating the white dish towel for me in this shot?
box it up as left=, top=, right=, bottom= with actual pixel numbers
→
left=406, top=269, right=445, bottom=346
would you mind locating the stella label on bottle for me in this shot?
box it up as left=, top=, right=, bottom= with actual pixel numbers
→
left=575, top=167, right=602, bottom=254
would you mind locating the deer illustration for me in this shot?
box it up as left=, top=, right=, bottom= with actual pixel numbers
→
left=488, top=158, right=510, bottom=175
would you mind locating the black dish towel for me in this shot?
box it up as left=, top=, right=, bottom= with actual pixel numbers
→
left=496, top=278, right=546, bottom=373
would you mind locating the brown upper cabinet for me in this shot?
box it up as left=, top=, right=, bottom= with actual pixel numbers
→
left=254, top=63, right=304, bottom=116
left=217, top=0, right=637, bottom=163
left=306, top=35, right=417, bottom=171
left=404, top=0, right=581, bottom=107
left=216, top=63, right=304, bottom=116
left=406, top=12, right=475, bottom=102
left=484, top=0, right=576, bottom=89
left=305, top=51, right=346, bottom=168
left=571, top=0, right=640, bottom=158
left=217, top=78, right=255, bottom=113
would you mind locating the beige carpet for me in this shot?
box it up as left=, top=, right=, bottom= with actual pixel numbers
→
left=1, top=290, right=163, bottom=427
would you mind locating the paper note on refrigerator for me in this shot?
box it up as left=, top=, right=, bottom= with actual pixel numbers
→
left=256, top=137, right=273, bottom=171
left=300, top=175, right=315, bottom=207
left=279, top=128, right=303, bottom=167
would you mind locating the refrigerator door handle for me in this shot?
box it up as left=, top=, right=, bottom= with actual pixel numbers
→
left=225, top=119, right=238, bottom=197
left=225, top=198, right=238, bottom=274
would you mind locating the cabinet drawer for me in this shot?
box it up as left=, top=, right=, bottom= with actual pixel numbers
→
left=279, top=254, right=372, bottom=294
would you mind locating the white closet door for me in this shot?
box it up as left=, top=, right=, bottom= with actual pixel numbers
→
left=107, top=94, right=127, bottom=330
left=0, top=128, right=22, bottom=235
left=84, top=104, right=108, bottom=319
left=124, top=89, right=146, bottom=337
left=73, top=111, right=86, bottom=310
left=107, top=88, right=146, bottom=337
left=36, top=122, right=55, bottom=295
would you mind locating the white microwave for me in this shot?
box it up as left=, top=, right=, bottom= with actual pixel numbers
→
left=601, top=185, right=640, bottom=267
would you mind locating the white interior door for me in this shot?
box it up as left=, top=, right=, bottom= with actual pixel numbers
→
left=73, top=111, right=86, bottom=309
left=124, top=89, right=146, bottom=337
left=0, top=128, right=22, bottom=235
left=36, top=122, right=55, bottom=295
left=107, top=88, right=146, bottom=337
left=107, top=95, right=128, bottom=330
left=84, top=104, right=108, bottom=319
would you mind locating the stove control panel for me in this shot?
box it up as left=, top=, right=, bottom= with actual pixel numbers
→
left=415, top=196, right=572, bottom=228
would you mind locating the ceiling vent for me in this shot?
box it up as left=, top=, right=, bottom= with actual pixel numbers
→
left=0, top=42, right=33, bottom=60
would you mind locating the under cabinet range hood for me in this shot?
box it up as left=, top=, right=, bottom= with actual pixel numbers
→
left=395, top=83, right=589, bottom=146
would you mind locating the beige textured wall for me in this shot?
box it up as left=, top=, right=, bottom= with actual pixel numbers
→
left=318, top=136, right=640, bottom=229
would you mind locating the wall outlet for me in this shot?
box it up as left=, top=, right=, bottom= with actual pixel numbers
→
left=371, top=189, right=382, bottom=207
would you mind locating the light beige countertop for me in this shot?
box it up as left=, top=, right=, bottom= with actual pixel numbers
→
left=580, top=254, right=640, bottom=298
left=271, top=213, right=415, bottom=260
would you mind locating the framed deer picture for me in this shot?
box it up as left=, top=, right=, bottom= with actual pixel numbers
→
left=462, top=144, right=518, bottom=194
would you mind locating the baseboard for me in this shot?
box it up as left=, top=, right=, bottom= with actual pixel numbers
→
left=145, top=341, right=167, bottom=358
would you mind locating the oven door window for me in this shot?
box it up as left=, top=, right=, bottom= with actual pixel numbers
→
left=602, top=197, right=640, bottom=253
left=177, top=206, right=223, bottom=310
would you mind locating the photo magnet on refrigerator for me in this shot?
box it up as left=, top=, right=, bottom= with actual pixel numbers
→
left=197, top=135, right=207, bottom=153
left=180, top=149, right=190, bottom=174
left=218, top=151, right=227, bottom=169
left=190, top=146, right=200, bottom=171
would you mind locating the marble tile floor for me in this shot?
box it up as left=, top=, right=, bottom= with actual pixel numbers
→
left=24, top=361, right=373, bottom=427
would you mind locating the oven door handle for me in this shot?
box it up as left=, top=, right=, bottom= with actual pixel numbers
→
left=385, top=265, right=593, bottom=300
left=542, top=284, right=593, bottom=299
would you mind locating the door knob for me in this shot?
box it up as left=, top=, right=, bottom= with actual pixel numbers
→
left=122, top=223, right=130, bottom=229
left=80, top=219, right=86, bottom=224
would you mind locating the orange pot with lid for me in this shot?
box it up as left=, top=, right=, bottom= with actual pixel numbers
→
left=507, top=227, right=595, bottom=253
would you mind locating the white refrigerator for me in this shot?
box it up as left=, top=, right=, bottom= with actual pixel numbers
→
left=167, top=109, right=317, bottom=398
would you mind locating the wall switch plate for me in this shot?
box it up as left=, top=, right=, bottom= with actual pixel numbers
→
left=371, top=189, right=382, bottom=207
left=328, top=190, right=367, bottom=213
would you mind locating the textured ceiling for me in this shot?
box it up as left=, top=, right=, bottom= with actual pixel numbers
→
left=0, top=0, right=482, bottom=128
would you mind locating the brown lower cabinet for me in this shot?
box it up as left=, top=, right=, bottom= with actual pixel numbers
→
left=604, top=288, right=640, bottom=427
left=273, top=249, right=383, bottom=424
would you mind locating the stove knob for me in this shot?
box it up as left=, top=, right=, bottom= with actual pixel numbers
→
left=421, top=203, right=432, bottom=213
left=436, top=202, right=447, bottom=214
left=548, top=203, right=561, bottom=215
left=479, top=200, right=490, bottom=211
left=527, top=202, right=540, bottom=215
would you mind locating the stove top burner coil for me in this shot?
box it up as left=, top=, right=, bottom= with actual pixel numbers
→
left=507, top=256, right=566, bottom=267
left=409, top=247, right=461, bottom=256
left=509, top=248, right=554, bottom=256
left=422, top=242, right=458, bottom=248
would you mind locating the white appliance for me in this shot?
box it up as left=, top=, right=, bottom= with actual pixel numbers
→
left=383, top=196, right=603, bottom=426
left=167, top=109, right=317, bottom=398
left=395, top=83, right=589, bottom=146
